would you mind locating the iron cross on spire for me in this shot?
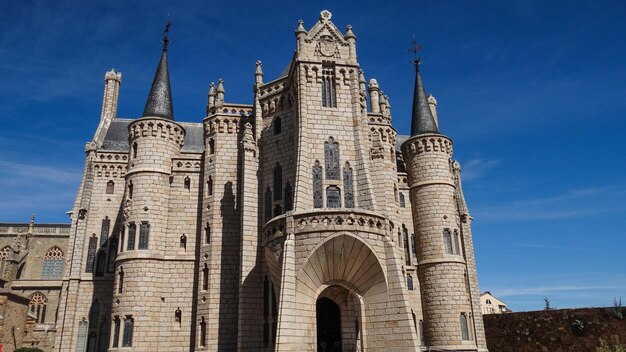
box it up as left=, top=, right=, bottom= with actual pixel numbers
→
left=162, top=16, right=172, bottom=50
left=408, top=36, right=423, bottom=68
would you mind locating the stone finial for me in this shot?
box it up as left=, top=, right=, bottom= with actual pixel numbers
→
left=345, top=25, right=356, bottom=40
left=368, top=79, right=380, bottom=113
left=208, top=82, right=216, bottom=97
left=207, top=82, right=216, bottom=112
left=255, top=60, right=264, bottom=87
left=215, top=79, right=225, bottom=107
left=368, top=79, right=379, bottom=90
left=359, top=70, right=366, bottom=92
left=319, top=10, right=332, bottom=21
left=30, top=213, right=35, bottom=225
left=296, top=20, right=306, bottom=35
left=428, top=94, right=439, bottom=128
left=105, top=69, right=122, bottom=83
left=427, top=94, right=437, bottom=105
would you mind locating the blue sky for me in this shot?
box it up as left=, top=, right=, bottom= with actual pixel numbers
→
left=1, top=0, right=625, bottom=312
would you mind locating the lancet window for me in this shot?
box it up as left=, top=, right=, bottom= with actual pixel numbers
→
left=138, top=222, right=149, bottom=250
left=86, top=234, right=97, bottom=273
left=100, top=217, right=110, bottom=247
left=343, top=163, right=354, bottom=208
left=321, top=65, right=337, bottom=108
left=313, top=161, right=323, bottom=208
left=28, top=292, right=47, bottom=323
left=324, top=137, right=339, bottom=180
left=284, top=182, right=293, bottom=212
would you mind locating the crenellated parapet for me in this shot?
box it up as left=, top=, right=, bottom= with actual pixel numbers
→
left=128, top=117, right=185, bottom=147
left=402, top=133, right=453, bottom=157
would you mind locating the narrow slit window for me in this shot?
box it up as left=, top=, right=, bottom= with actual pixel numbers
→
left=322, top=65, right=337, bottom=108
left=399, top=193, right=406, bottom=208
left=273, top=116, right=282, bottom=135
left=343, top=162, right=354, bottom=208
left=127, top=224, right=136, bottom=251
left=407, top=274, right=414, bottom=290
left=207, top=176, right=213, bottom=196
left=118, top=267, right=124, bottom=294
left=138, top=223, right=149, bottom=250
left=443, top=229, right=453, bottom=254
left=122, top=316, right=134, bottom=347
left=205, top=223, right=211, bottom=244
left=202, top=263, right=209, bottom=291
left=265, top=187, right=272, bottom=221
left=284, top=182, right=293, bottom=212
left=460, top=313, right=470, bottom=340
left=274, top=164, right=282, bottom=200
left=313, top=161, right=323, bottom=208
left=184, top=177, right=191, bottom=190
left=112, top=317, right=120, bottom=348
left=324, top=137, right=340, bottom=180
left=100, top=217, right=110, bottom=247
left=454, top=230, right=462, bottom=255
left=86, top=234, right=97, bottom=273
left=107, top=237, right=117, bottom=272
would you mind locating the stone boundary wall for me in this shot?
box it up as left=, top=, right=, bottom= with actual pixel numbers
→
left=484, top=307, right=626, bottom=352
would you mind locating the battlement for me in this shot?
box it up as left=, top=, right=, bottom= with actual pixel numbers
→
left=401, top=133, right=452, bottom=157
left=128, top=117, right=185, bottom=147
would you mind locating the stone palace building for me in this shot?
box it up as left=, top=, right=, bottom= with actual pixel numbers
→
left=1, top=10, right=489, bottom=352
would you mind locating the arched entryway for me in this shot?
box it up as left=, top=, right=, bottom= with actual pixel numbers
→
left=317, top=297, right=342, bottom=351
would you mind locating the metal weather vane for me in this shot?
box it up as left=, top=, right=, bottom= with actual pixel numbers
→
left=408, top=36, right=423, bottom=68
left=162, top=16, right=172, bottom=50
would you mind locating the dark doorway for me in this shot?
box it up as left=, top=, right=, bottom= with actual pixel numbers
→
left=317, top=297, right=342, bottom=352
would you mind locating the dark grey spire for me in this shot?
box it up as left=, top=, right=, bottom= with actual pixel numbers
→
left=142, top=21, right=174, bottom=120
left=410, top=61, right=439, bottom=136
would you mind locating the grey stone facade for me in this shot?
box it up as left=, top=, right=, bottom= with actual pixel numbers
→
left=50, top=10, right=487, bottom=352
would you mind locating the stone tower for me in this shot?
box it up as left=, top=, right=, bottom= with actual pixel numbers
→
left=400, top=62, right=488, bottom=351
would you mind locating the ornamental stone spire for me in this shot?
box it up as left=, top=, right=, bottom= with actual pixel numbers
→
left=142, top=20, right=174, bottom=120
left=410, top=61, right=439, bottom=136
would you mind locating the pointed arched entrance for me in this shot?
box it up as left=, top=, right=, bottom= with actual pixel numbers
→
left=317, top=297, right=342, bottom=351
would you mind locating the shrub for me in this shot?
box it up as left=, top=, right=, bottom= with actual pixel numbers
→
left=571, top=319, right=585, bottom=336
left=596, top=336, right=626, bottom=352
left=609, top=297, right=625, bottom=320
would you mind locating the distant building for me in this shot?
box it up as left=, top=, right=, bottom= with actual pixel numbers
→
left=0, top=215, right=71, bottom=351
left=480, top=292, right=511, bottom=315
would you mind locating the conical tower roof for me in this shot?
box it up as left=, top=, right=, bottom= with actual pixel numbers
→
left=142, top=26, right=174, bottom=120
left=410, top=62, right=439, bottom=136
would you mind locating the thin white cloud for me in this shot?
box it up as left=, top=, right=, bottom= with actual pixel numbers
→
left=0, top=160, right=80, bottom=184
left=459, top=157, right=499, bottom=182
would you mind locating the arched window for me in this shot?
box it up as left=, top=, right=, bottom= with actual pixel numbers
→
left=407, top=274, right=414, bottom=290
left=205, top=223, right=211, bottom=244
left=184, top=177, right=191, bottom=190
left=112, top=316, right=121, bottom=348
left=443, top=229, right=453, bottom=254
left=200, top=317, right=207, bottom=347
left=402, top=225, right=410, bottom=265
left=284, top=182, right=293, bottom=212
left=208, top=139, right=215, bottom=155
left=207, top=176, right=213, bottom=196
left=77, top=318, right=88, bottom=350
left=118, top=267, right=124, bottom=294
left=326, top=186, right=341, bottom=208
left=321, top=65, right=337, bottom=108
left=274, top=164, right=282, bottom=200
left=399, top=193, right=406, bottom=208
left=343, top=162, right=354, bottom=208
left=411, top=234, right=417, bottom=258
left=313, top=161, right=323, bottom=208
left=86, top=234, right=97, bottom=273
left=128, top=181, right=133, bottom=199
left=486, top=299, right=492, bottom=305
left=100, top=217, right=110, bottom=247
left=419, top=320, right=425, bottom=346
left=29, top=292, right=47, bottom=323
left=106, top=180, right=115, bottom=194
left=273, top=116, right=282, bottom=135
left=95, top=251, right=106, bottom=276
left=108, top=236, right=117, bottom=272
left=127, top=223, right=136, bottom=250
left=460, top=313, right=470, bottom=340
left=202, top=263, right=209, bottom=291
left=454, top=230, right=462, bottom=255
left=132, top=143, right=138, bottom=159
left=324, top=137, right=340, bottom=179
left=138, top=222, right=149, bottom=250
left=264, top=187, right=272, bottom=221
left=41, top=246, right=64, bottom=279
left=122, top=315, right=134, bottom=347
